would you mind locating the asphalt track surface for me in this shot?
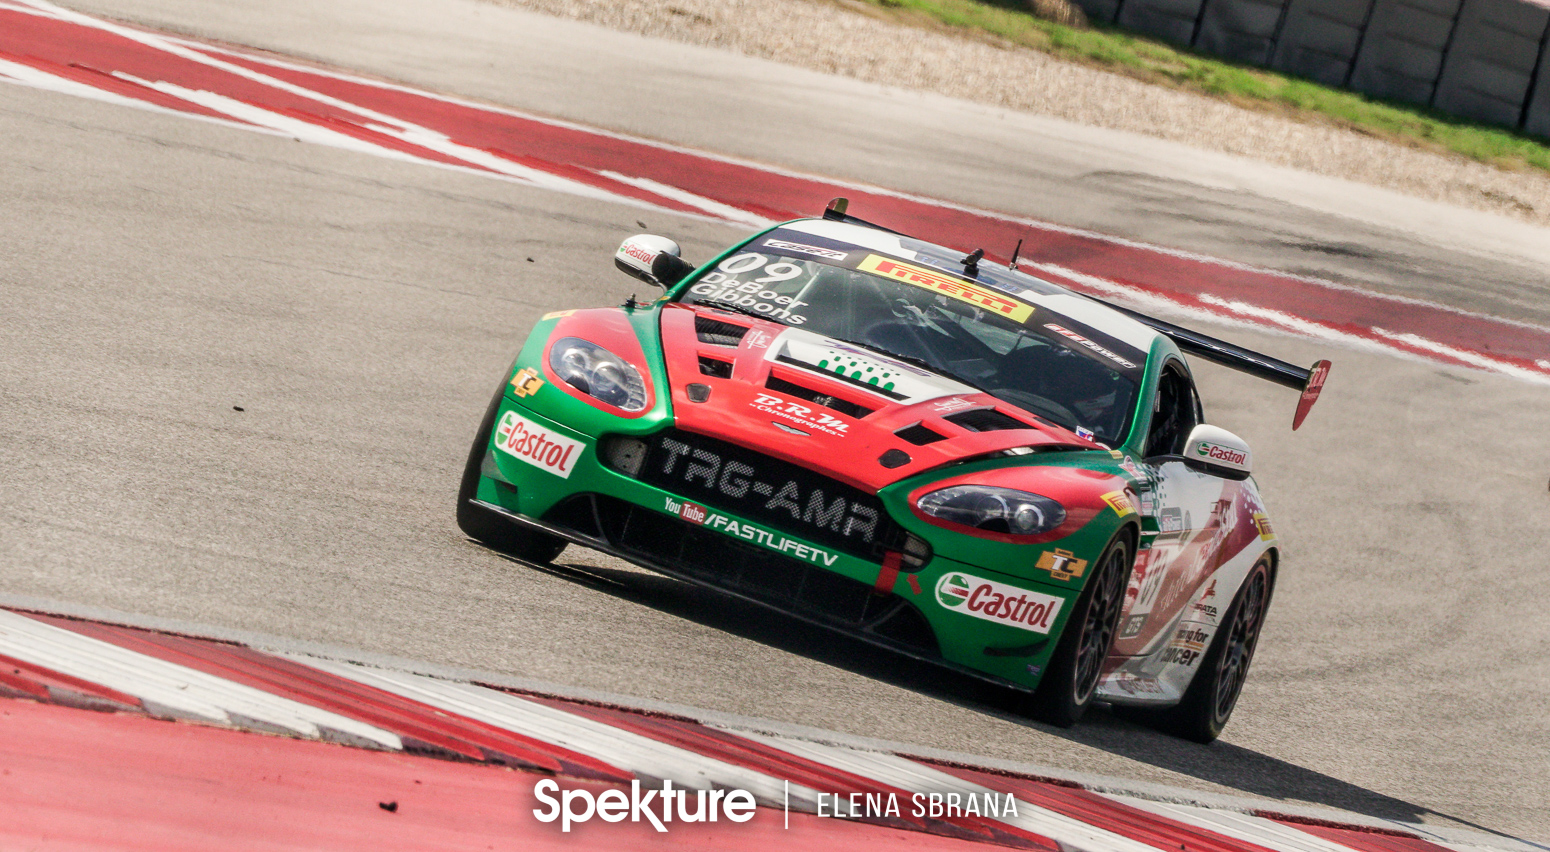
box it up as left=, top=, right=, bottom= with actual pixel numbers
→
left=2, top=0, right=1548, bottom=841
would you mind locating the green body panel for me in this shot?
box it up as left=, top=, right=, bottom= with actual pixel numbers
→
left=474, top=296, right=1171, bottom=692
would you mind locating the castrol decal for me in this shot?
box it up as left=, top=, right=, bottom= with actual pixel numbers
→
left=934, top=572, right=1064, bottom=635
left=494, top=410, right=584, bottom=479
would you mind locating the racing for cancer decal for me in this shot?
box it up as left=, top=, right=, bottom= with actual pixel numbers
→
left=934, top=572, right=1063, bottom=634
left=494, top=410, right=584, bottom=478
left=858, top=255, right=1034, bottom=322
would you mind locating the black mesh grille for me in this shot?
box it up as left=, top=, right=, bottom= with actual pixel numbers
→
left=895, top=423, right=946, bottom=445
left=543, top=494, right=938, bottom=658
left=694, top=316, right=748, bottom=346
left=945, top=407, right=1032, bottom=432
left=614, top=428, right=907, bottom=560
left=765, top=375, right=875, bottom=419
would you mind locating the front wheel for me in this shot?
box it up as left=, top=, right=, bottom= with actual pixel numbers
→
left=1022, top=532, right=1132, bottom=727
left=456, top=380, right=567, bottom=564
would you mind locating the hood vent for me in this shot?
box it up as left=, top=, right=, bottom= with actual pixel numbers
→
left=695, top=315, right=748, bottom=346
left=698, top=356, right=734, bottom=379
left=894, top=423, right=946, bottom=445
left=766, top=374, right=875, bottom=419
left=945, top=407, right=1033, bottom=433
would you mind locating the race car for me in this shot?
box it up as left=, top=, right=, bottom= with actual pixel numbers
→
left=457, top=199, right=1331, bottom=741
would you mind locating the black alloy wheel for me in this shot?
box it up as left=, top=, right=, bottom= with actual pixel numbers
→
left=1149, top=557, right=1274, bottom=743
left=1023, top=533, right=1133, bottom=727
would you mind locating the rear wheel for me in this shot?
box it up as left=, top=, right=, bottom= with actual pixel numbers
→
left=1162, top=558, right=1273, bottom=743
left=1023, top=533, right=1132, bottom=727
left=456, top=380, right=567, bottom=564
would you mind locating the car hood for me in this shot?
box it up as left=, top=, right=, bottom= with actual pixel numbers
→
left=659, top=304, right=1099, bottom=492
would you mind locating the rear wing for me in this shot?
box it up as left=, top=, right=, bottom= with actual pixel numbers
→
left=1090, top=300, right=1331, bottom=430
left=819, top=197, right=1332, bottom=430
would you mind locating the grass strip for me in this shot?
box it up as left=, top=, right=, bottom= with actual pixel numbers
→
left=854, top=0, right=1550, bottom=173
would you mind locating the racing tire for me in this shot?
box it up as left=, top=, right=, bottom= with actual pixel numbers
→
left=1022, top=532, right=1133, bottom=727
left=456, top=379, right=567, bottom=564
left=1153, top=557, right=1273, bottom=743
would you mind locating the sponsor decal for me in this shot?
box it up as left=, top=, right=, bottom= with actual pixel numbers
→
left=1112, top=673, right=1165, bottom=695
left=751, top=392, right=850, bottom=437
left=1117, top=456, right=1142, bottom=478
left=653, top=435, right=882, bottom=551
left=541, top=309, right=577, bottom=320
left=493, top=410, right=583, bottom=479
left=1108, top=449, right=1125, bottom=460
left=1159, top=625, right=1210, bottom=667
left=930, top=396, right=976, bottom=414
left=1043, top=324, right=1138, bottom=369
left=933, top=572, right=1063, bottom=634
left=663, top=497, right=709, bottom=525
left=1195, top=440, right=1248, bottom=467
left=1158, top=507, right=1186, bottom=535
left=618, top=241, right=658, bottom=266
left=1035, top=549, right=1088, bottom=581
left=1025, top=664, right=1042, bottom=677
left=1075, top=426, right=1096, bottom=441
left=1119, top=614, right=1147, bottom=639
left=509, top=367, right=544, bottom=398
left=1101, top=490, right=1135, bottom=517
left=858, top=255, right=1034, bottom=322
left=1139, top=493, right=1156, bottom=516
left=764, top=239, right=848, bottom=261
left=662, top=497, right=840, bottom=567
left=743, top=329, right=774, bottom=350
left=1252, top=511, right=1275, bottom=540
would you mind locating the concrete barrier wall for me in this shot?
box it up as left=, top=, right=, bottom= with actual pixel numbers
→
left=1069, top=0, right=1550, bottom=138
left=1432, top=0, right=1549, bottom=125
left=1196, top=0, right=1290, bottom=65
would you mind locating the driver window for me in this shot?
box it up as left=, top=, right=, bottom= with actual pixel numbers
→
left=1147, top=363, right=1200, bottom=457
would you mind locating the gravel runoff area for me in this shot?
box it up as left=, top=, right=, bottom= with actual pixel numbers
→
left=491, top=0, right=1550, bottom=227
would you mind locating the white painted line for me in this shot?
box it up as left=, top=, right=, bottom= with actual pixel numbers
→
left=288, top=654, right=826, bottom=810
left=0, top=611, right=401, bottom=748
left=6, top=0, right=722, bottom=219
left=599, top=171, right=774, bottom=229
left=730, top=730, right=1164, bottom=852
left=1369, top=327, right=1550, bottom=384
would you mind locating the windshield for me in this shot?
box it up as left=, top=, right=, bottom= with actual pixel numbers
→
left=677, top=230, right=1146, bottom=447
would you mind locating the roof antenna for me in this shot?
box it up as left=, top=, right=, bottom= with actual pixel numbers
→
left=1008, top=238, right=1023, bottom=270
left=960, top=248, right=984, bottom=276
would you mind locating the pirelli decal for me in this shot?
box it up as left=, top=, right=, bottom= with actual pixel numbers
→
left=859, top=255, right=1034, bottom=322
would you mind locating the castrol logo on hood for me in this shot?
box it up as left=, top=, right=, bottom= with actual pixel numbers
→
left=935, top=572, right=1064, bottom=635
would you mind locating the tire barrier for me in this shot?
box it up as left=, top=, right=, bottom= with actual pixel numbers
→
left=1071, top=0, right=1550, bottom=138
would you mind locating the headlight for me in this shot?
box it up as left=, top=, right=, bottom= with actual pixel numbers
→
left=548, top=337, right=648, bottom=412
left=917, top=485, right=1066, bottom=536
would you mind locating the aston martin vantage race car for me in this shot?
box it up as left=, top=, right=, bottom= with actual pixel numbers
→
left=457, top=200, right=1331, bottom=742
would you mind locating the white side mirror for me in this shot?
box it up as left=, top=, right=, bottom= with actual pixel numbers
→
left=614, top=234, right=692, bottom=288
left=1183, top=424, right=1252, bottom=480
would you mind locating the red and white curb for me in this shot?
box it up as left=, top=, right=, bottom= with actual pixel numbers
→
left=0, top=606, right=1536, bottom=851
left=3, top=0, right=1549, bottom=388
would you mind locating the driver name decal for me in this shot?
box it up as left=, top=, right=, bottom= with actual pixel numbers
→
left=858, top=255, right=1034, bottom=322
left=934, top=572, right=1063, bottom=634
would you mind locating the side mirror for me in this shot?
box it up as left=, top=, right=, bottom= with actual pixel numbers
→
left=1183, top=424, right=1252, bottom=480
left=614, top=234, right=694, bottom=288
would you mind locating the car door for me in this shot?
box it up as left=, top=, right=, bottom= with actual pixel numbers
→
left=1112, top=361, right=1230, bottom=656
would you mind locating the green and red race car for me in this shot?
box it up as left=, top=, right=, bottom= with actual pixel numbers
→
left=457, top=200, right=1331, bottom=741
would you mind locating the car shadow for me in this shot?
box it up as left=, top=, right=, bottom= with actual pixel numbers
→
left=501, top=548, right=1524, bottom=840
